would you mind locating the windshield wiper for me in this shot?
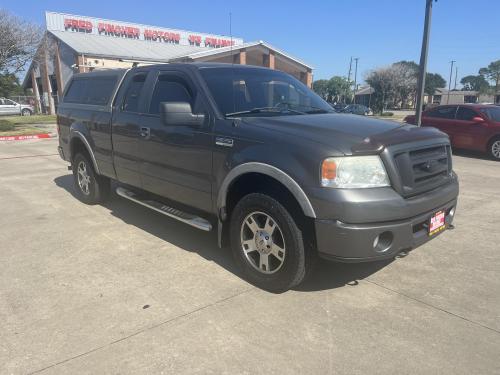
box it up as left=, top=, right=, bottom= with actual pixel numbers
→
left=225, top=107, right=305, bottom=117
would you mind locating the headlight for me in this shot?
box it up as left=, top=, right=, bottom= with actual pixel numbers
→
left=321, top=156, right=390, bottom=188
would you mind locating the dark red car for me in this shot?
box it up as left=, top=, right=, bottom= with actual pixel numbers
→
left=404, top=104, right=500, bottom=160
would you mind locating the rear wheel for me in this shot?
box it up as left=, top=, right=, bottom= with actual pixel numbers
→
left=21, top=108, right=32, bottom=116
left=230, top=193, right=308, bottom=293
left=72, top=153, right=110, bottom=204
left=489, top=137, right=500, bottom=160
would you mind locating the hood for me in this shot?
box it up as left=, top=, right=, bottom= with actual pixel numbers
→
left=241, top=113, right=409, bottom=154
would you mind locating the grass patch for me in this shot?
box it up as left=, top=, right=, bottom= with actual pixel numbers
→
left=0, top=122, right=16, bottom=132
left=0, top=115, right=56, bottom=126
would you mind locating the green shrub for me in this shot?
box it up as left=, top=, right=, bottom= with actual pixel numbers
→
left=0, top=121, right=15, bottom=132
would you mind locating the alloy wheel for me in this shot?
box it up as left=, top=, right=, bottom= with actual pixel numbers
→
left=492, top=140, right=500, bottom=159
left=240, top=211, right=286, bottom=274
left=77, top=161, right=91, bottom=195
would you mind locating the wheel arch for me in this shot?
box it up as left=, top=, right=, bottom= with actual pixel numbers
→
left=69, top=131, right=100, bottom=174
left=218, top=163, right=316, bottom=219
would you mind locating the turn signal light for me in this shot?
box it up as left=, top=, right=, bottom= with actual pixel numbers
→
left=321, top=159, right=337, bottom=180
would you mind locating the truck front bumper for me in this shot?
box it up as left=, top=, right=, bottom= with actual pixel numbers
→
left=313, top=179, right=459, bottom=262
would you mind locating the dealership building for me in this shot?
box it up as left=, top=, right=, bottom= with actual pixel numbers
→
left=23, top=11, right=314, bottom=114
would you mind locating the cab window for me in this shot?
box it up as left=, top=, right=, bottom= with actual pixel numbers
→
left=149, top=74, right=193, bottom=115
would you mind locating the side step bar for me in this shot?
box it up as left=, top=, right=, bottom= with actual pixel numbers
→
left=115, top=187, right=212, bottom=232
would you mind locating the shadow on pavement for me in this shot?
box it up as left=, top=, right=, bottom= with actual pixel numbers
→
left=54, top=174, right=391, bottom=293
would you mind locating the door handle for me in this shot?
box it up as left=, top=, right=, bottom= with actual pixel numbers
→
left=140, top=127, right=150, bottom=138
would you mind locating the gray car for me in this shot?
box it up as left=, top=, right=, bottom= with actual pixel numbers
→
left=0, top=98, right=34, bottom=116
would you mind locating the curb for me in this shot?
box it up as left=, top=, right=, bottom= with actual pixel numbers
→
left=0, top=133, right=57, bottom=142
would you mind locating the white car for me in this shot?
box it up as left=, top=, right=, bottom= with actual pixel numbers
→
left=0, top=98, right=34, bottom=116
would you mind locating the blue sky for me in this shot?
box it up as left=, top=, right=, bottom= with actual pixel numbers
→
left=7, top=0, right=500, bottom=86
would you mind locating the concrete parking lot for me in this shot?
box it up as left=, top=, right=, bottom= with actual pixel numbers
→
left=1, top=138, right=499, bottom=374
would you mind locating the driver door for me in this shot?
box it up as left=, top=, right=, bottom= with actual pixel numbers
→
left=137, top=69, right=214, bottom=212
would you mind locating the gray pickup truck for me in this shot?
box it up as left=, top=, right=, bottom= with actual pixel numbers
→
left=57, top=63, right=459, bottom=292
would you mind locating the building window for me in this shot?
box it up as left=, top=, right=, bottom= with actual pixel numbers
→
left=464, top=95, right=477, bottom=104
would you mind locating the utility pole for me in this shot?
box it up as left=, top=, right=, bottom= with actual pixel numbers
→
left=346, top=57, right=353, bottom=104
left=415, top=0, right=434, bottom=126
left=447, top=60, right=456, bottom=104
left=454, top=66, right=458, bottom=90
left=353, top=57, right=359, bottom=104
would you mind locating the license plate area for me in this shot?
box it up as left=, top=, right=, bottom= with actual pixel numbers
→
left=428, top=210, right=446, bottom=236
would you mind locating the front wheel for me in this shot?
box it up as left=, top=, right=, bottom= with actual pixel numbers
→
left=21, top=109, right=32, bottom=116
left=489, top=137, right=500, bottom=160
left=230, top=193, right=308, bottom=293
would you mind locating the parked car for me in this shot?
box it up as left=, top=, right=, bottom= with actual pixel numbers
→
left=404, top=104, right=500, bottom=160
left=342, top=104, right=373, bottom=116
left=57, top=63, right=458, bottom=292
left=330, top=103, right=347, bottom=112
left=0, top=98, right=34, bottom=116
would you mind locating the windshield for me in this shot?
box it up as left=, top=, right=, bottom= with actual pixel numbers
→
left=199, top=67, right=333, bottom=117
left=480, top=107, right=500, bottom=122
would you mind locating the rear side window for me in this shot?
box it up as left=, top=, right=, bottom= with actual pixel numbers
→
left=64, top=76, right=117, bottom=106
left=86, top=77, right=117, bottom=105
left=456, top=107, right=477, bottom=121
left=64, top=79, right=88, bottom=103
left=149, top=74, right=193, bottom=114
left=426, top=106, right=456, bottom=119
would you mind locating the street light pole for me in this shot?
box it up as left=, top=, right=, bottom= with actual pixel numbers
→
left=415, top=0, right=434, bottom=127
left=353, top=57, right=359, bottom=104
left=447, top=60, right=456, bottom=104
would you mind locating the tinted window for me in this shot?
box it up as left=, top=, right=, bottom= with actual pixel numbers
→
left=64, top=77, right=117, bottom=105
left=64, top=79, right=88, bottom=103
left=426, top=106, right=456, bottom=119
left=149, top=74, right=192, bottom=114
left=85, top=77, right=117, bottom=105
left=480, top=107, right=500, bottom=122
left=200, top=67, right=332, bottom=116
left=456, top=107, right=477, bottom=121
left=123, top=73, right=147, bottom=112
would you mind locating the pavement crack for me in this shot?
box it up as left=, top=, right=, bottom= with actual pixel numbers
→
left=28, top=287, right=254, bottom=374
left=364, top=279, right=500, bottom=335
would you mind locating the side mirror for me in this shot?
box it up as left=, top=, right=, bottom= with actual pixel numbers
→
left=160, top=102, right=205, bottom=127
left=472, top=116, right=485, bottom=123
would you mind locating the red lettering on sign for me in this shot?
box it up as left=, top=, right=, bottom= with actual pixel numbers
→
left=64, top=18, right=92, bottom=32
left=98, top=22, right=139, bottom=38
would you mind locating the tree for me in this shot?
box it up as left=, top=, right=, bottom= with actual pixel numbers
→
left=312, top=79, right=330, bottom=100
left=0, top=9, right=42, bottom=74
left=0, top=73, right=23, bottom=97
left=365, top=67, right=395, bottom=113
left=424, top=72, right=446, bottom=95
left=460, top=75, right=490, bottom=92
left=479, top=60, right=500, bottom=93
left=312, top=76, right=351, bottom=103
left=328, top=76, right=351, bottom=103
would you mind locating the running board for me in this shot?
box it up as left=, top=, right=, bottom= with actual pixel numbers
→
left=115, top=187, right=212, bottom=232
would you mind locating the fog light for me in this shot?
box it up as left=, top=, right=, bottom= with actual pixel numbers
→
left=373, top=231, right=393, bottom=253
left=449, top=206, right=455, bottom=217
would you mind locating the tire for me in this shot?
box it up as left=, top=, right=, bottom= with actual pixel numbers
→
left=230, top=193, right=308, bottom=293
left=488, top=137, right=500, bottom=160
left=72, top=153, right=110, bottom=204
left=21, top=109, right=32, bottom=116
